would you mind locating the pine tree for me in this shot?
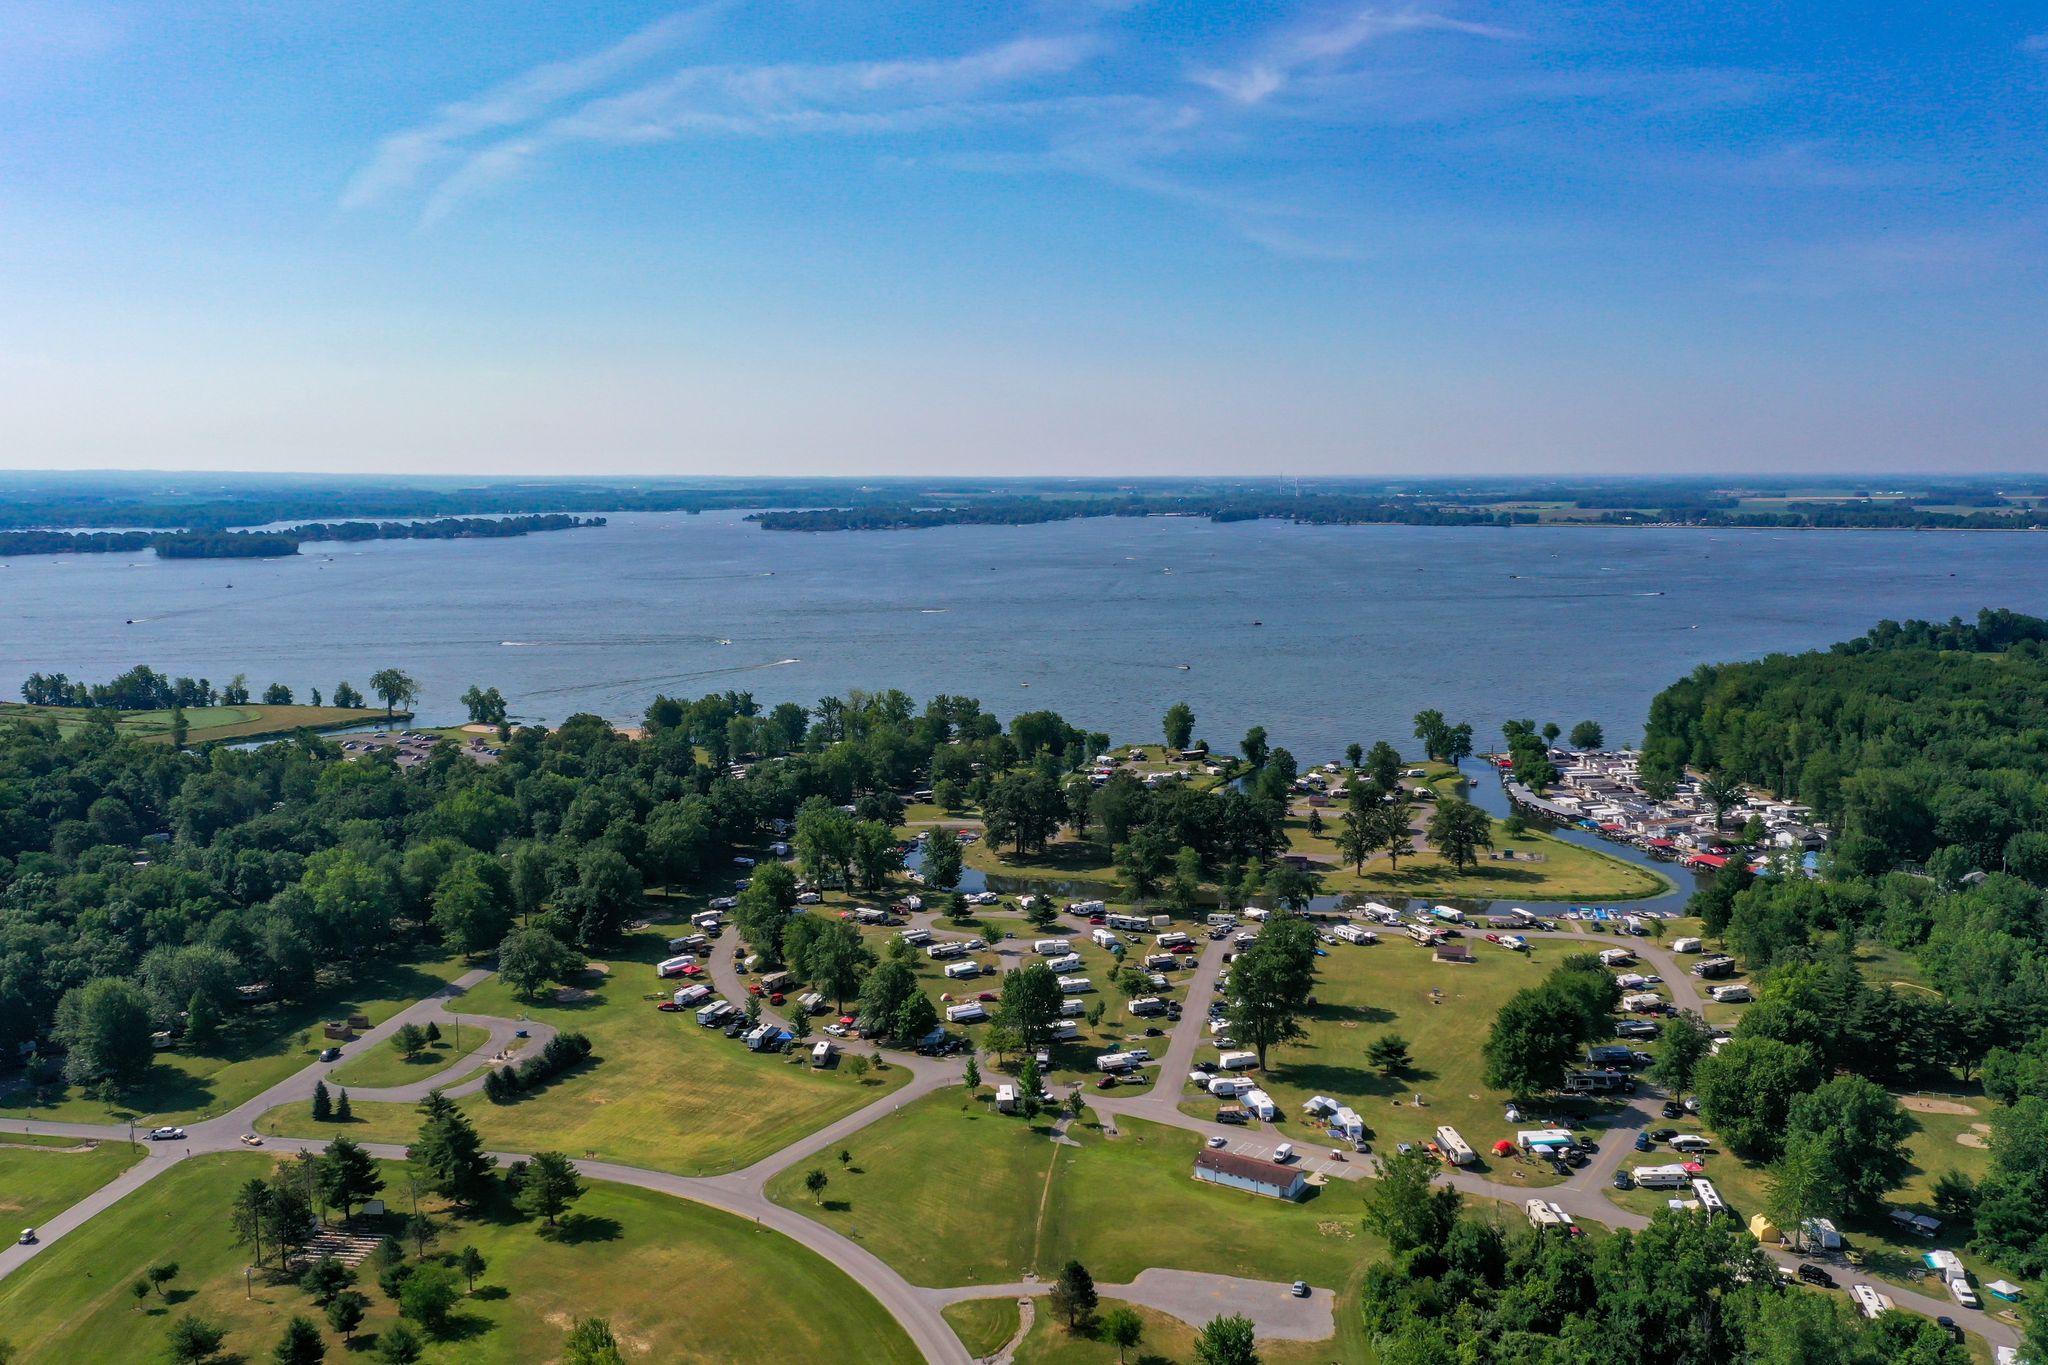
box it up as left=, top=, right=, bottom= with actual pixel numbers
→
left=311, top=1079, right=332, bottom=1123
left=411, top=1090, right=495, bottom=1208
left=335, top=1089, right=352, bottom=1121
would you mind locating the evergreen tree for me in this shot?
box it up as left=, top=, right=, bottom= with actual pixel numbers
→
left=311, top=1079, right=332, bottom=1123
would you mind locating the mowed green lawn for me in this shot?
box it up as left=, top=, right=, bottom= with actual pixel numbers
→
left=0, top=701, right=388, bottom=743
left=942, top=1296, right=1023, bottom=1357
left=1226, top=935, right=1627, bottom=1172
left=258, top=925, right=906, bottom=1175
left=0, top=954, right=469, bottom=1125
left=0, top=1132, right=145, bottom=1231
left=768, top=1097, right=1379, bottom=1361
left=0, top=1153, right=921, bottom=1365
left=328, top=1036, right=477, bottom=1091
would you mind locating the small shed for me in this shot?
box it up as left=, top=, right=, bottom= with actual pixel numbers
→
left=1434, top=945, right=1475, bottom=964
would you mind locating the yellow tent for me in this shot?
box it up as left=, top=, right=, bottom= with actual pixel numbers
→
left=1748, top=1213, right=1781, bottom=1243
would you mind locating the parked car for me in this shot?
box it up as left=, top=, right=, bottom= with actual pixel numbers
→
left=1291, top=1280, right=1309, bottom=1298
left=1564, top=1150, right=1588, bottom=1167
left=148, top=1126, right=186, bottom=1141
left=1648, top=1127, right=1678, bottom=1141
left=1550, top=1158, right=1573, bottom=1177
left=1661, top=1101, right=1686, bottom=1119
left=1096, top=1075, right=1119, bottom=1089
left=1612, top=1170, right=1633, bottom=1190
left=1797, top=1264, right=1836, bottom=1288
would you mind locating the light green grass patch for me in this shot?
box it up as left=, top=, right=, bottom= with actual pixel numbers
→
left=259, top=922, right=906, bottom=1175
left=943, top=1296, right=1024, bottom=1357
left=0, top=1152, right=921, bottom=1365
left=0, top=1134, right=145, bottom=1230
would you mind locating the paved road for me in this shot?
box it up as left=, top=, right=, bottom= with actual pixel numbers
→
left=925, top=1267, right=1335, bottom=1340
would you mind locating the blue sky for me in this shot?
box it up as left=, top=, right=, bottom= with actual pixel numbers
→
left=2, top=1, right=2045, bottom=476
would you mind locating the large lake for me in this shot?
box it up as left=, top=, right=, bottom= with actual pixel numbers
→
left=5, top=512, right=2043, bottom=763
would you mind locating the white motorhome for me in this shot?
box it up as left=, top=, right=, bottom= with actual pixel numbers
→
left=945, top=1002, right=987, bottom=1023
left=1096, top=1051, right=1140, bottom=1073
left=695, top=999, right=733, bottom=1026
left=900, top=928, right=932, bottom=946
left=810, top=1039, right=833, bottom=1067
left=1092, top=928, right=1120, bottom=950
left=1128, top=996, right=1168, bottom=1016
left=943, top=959, right=982, bottom=980
left=1334, top=924, right=1377, bottom=945
left=1216, top=1050, right=1258, bottom=1071
left=1046, top=953, right=1083, bottom=973
left=1598, top=948, right=1635, bottom=967
left=656, top=955, right=697, bottom=978
left=1057, top=975, right=1093, bottom=994
left=1671, top=937, right=1703, bottom=954
left=1851, top=1284, right=1893, bottom=1320
left=797, top=991, right=825, bottom=1014
left=1690, top=1178, right=1726, bottom=1216
left=1106, top=913, right=1150, bottom=932
left=926, top=941, right=967, bottom=960
left=672, top=984, right=711, bottom=1007
left=1207, top=1075, right=1250, bottom=1097
left=1434, top=1126, right=1476, bottom=1167
left=1526, top=1199, right=1572, bottom=1231
left=1034, top=939, right=1069, bottom=955
left=1058, top=999, right=1085, bottom=1017
left=1155, top=931, right=1191, bottom=948
left=1709, top=984, right=1752, bottom=1004
left=1244, top=1088, right=1278, bottom=1120
left=1632, top=1164, right=1694, bottom=1189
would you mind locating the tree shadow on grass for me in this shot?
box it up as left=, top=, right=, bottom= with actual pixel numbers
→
left=1316, top=1002, right=1397, bottom=1025
left=540, top=1213, right=621, bottom=1245
left=821, top=1199, right=853, bottom=1213
left=428, top=1309, right=496, bottom=1343
left=470, top=1285, right=510, bottom=1302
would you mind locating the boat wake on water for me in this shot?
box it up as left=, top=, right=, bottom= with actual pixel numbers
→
left=524, top=657, right=801, bottom=699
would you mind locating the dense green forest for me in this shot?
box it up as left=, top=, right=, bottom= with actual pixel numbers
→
left=1643, top=609, right=2048, bottom=875
left=1636, top=611, right=2048, bottom=1284
left=0, top=678, right=1307, bottom=1097
left=0, top=513, right=603, bottom=559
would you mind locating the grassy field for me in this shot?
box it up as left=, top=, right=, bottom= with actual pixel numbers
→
left=0, top=954, right=469, bottom=1125
left=1011, top=1297, right=1334, bottom=1365
left=1293, top=811, right=1671, bottom=904
left=767, top=1097, right=1379, bottom=1361
left=1226, top=932, right=1627, bottom=1167
left=943, top=1296, right=1024, bottom=1357
left=327, top=1035, right=478, bottom=1090
left=0, top=1153, right=921, bottom=1365
left=0, top=701, right=396, bottom=744
left=258, top=920, right=906, bottom=1175
left=0, top=1132, right=145, bottom=1231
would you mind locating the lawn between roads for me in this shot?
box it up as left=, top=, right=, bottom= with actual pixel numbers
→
left=257, top=908, right=906, bottom=1176
left=766, top=1102, right=1381, bottom=1365
left=0, top=1152, right=922, bottom=1365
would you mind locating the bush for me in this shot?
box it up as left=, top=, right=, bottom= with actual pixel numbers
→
left=483, top=1031, right=592, bottom=1103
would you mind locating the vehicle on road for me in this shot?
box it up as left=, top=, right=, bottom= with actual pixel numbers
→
left=18, top=1228, right=34, bottom=1244
left=1292, top=1280, right=1309, bottom=1297
left=240, top=1134, right=263, bottom=1147
left=1207, top=1135, right=1227, bottom=1148
left=1096, top=1075, right=1118, bottom=1089
left=1798, top=1264, right=1836, bottom=1288
left=318, top=1046, right=342, bottom=1062
left=148, top=1126, right=186, bottom=1141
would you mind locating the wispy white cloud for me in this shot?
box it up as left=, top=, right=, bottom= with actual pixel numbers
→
left=342, top=3, right=731, bottom=210
left=1189, top=4, right=1519, bottom=106
left=419, top=34, right=1103, bottom=222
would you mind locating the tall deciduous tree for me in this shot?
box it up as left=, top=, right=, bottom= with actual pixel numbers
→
left=1426, top=799, right=1493, bottom=873
left=368, top=669, right=419, bottom=719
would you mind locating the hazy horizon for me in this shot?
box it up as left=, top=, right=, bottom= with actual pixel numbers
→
left=4, top=3, right=2044, bottom=476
